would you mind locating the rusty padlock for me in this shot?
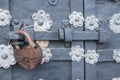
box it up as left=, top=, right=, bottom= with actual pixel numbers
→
left=14, top=30, right=43, bottom=70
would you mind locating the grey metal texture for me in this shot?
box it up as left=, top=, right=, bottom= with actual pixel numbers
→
left=0, top=0, right=119, bottom=80
left=84, top=0, right=120, bottom=80
left=0, top=0, right=84, bottom=80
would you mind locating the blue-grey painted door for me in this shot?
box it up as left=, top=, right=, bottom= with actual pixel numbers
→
left=84, top=0, right=120, bottom=80
left=0, top=0, right=84, bottom=80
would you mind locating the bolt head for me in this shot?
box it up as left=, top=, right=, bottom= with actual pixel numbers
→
left=1, top=54, right=8, bottom=60
left=89, top=55, right=94, bottom=60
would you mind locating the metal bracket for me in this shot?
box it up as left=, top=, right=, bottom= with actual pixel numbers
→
left=11, top=19, right=23, bottom=31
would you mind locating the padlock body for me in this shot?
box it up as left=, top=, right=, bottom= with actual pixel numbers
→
left=14, top=43, right=42, bottom=70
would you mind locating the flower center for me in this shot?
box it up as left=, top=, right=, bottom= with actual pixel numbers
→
left=1, top=54, right=8, bottom=60
left=75, top=17, right=80, bottom=22
left=38, top=21, right=44, bottom=26
left=89, top=21, right=94, bottom=26
left=89, top=55, right=94, bottom=60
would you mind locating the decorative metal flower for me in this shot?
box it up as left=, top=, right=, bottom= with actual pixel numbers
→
left=85, top=15, right=99, bottom=30
left=69, top=11, right=84, bottom=28
left=0, top=45, right=16, bottom=69
left=0, top=9, right=12, bottom=26
left=112, top=77, right=120, bottom=80
left=32, top=10, right=53, bottom=48
left=85, top=50, right=99, bottom=65
left=113, top=49, right=120, bottom=63
left=69, top=45, right=84, bottom=62
left=41, top=48, right=52, bottom=64
left=109, top=13, right=120, bottom=34
left=32, top=10, right=53, bottom=31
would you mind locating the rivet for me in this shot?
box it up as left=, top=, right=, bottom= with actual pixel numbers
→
left=13, top=19, right=19, bottom=25
left=1, top=54, right=8, bottom=60
left=89, top=55, right=94, bottom=60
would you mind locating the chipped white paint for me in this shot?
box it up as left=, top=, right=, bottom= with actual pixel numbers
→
left=69, top=45, right=84, bottom=62
left=36, top=40, right=49, bottom=48
left=85, top=50, right=99, bottom=65
left=32, top=10, right=53, bottom=31
left=0, top=9, right=12, bottom=26
left=85, top=15, right=99, bottom=30
left=109, top=13, right=120, bottom=34
left=113, top=49, right=120, bottom=63
left=0, top=44, right=16, bottom=69
left=41, top=48, right=52, bottom=64
left=112, top=77, right=120, bottom=80
left=69, top=11, right=84, bottom=27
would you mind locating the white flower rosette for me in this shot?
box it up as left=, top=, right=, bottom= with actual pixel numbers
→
left=32, top=10, right=53, bottom=31
left=85, top=50, right=99, bottom=65
left=0, top=9, right=12, bottom=26
left=0, top=45, right=16, bottom=69
left=69, top=45, right=84, bottom=62
left=41, top=48, right=52, bottom=64
left=69, top=11, right=84, bottom=27
left=109, top=13, right=120, bottom=34
left=113, top=49, right=120, bottom=63
left=85, top=15, right=99, bottom=30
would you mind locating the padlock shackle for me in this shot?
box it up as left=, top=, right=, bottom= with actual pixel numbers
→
left=16, top=30, right=36, bottom=47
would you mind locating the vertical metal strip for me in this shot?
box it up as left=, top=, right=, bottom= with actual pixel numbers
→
left=0, top=0, right=12, bottom=80
left=84, top=0, right=97, bottom=80
left=71, top=0, right=84, bottom=80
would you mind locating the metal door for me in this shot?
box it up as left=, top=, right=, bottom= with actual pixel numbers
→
left=0, top=0, right=120, bottom=80
left=84, top=0, right=120, bottom=80
left=0, top=0, right=84, bottom=80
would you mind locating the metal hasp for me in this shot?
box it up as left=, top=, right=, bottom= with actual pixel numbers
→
left=6, top=28, right=108, bottom=43
left=58, top=28, right=108, bottom=43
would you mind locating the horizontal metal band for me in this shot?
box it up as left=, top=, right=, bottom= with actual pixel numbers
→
left=49, top=48, right=71, bottom=60
left=97, top=49, right=114, bottom=62
left=7, top=30, right=108, bottom=43
left=35, top=31, right=99, bottom=40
